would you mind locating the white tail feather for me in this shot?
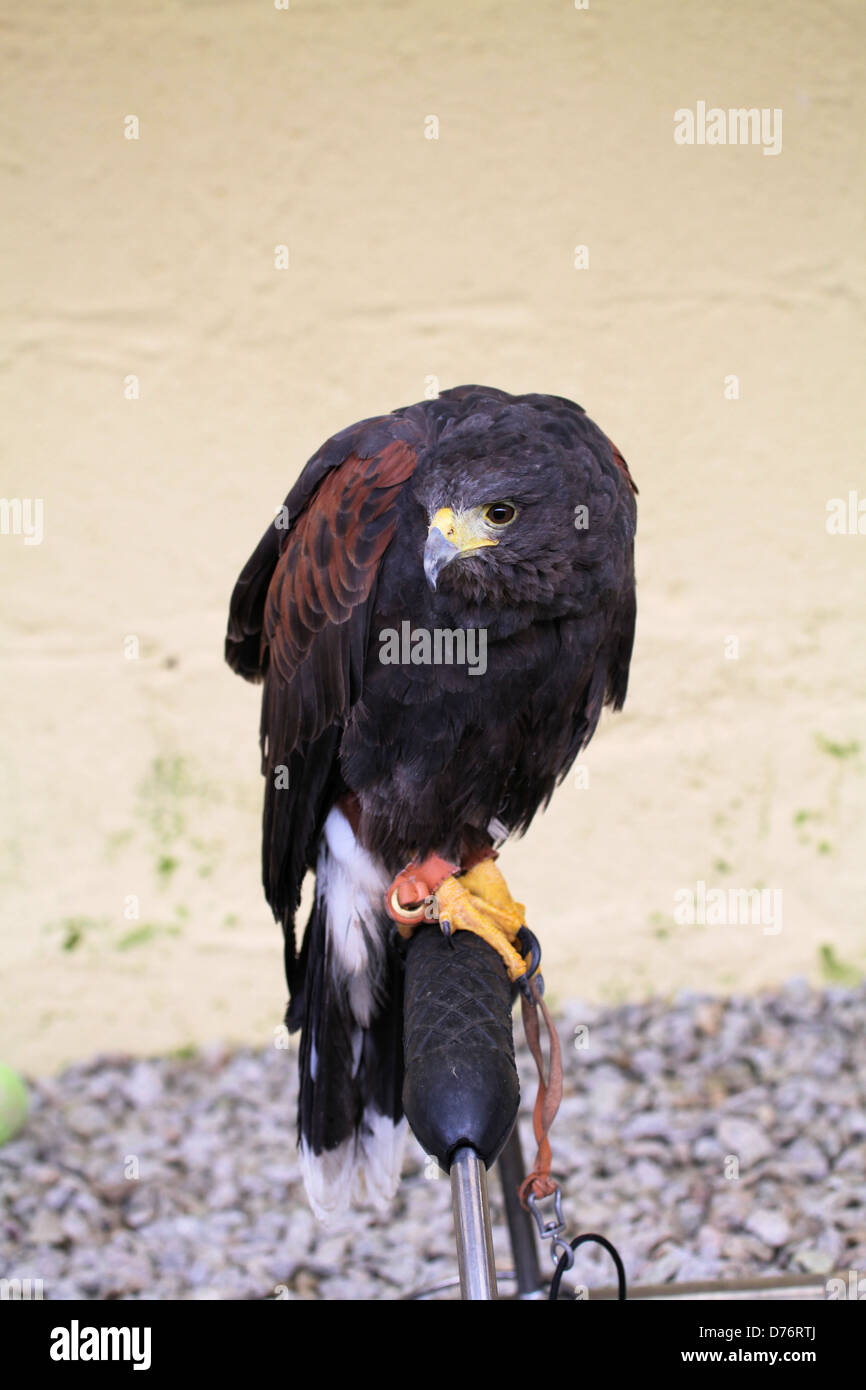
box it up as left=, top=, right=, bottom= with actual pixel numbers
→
left=300, top=1115, right=407, bottom=1224
left=300, top=806, right=405, bottom=1221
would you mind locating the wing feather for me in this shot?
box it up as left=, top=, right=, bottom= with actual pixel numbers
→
left=226, top=424, right=421, bottom=980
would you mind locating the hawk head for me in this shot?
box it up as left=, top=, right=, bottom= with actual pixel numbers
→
left=414, top=411, right=636, bottom=612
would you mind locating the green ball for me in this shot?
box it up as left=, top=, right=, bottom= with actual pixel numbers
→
left=0, top=1064, right=29, bottom=1145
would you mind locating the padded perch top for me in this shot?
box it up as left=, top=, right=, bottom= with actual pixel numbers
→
left=401, top=925, right=520, bottom=1170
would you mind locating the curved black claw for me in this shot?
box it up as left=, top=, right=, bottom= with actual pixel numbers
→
left=515, top=925, right=544, bottom=1001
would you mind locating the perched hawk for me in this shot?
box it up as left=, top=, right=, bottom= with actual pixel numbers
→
left=226, top=385, right=637, bottom=1219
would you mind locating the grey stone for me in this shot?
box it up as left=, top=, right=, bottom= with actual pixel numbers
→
left=716, top=1117, right=774, bottom=1168
left=745, top=1208, right=791, bottom=1247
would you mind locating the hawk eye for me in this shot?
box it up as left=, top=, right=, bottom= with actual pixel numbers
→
left=483, top=501, right=517, bottom=526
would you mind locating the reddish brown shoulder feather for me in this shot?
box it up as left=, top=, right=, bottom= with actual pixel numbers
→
left=606, top=438, right=638, bottom=496
left=264, top=439, right=417, bottom=689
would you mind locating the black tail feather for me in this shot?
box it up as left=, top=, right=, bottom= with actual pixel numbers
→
left=292, top=894, right=404, bottom=1158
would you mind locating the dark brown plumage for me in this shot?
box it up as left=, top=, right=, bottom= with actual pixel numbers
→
left=226, top=384, right=637, bottom=1216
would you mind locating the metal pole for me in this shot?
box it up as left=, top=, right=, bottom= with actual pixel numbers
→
left=450, top=1146, right=498, bottom=1299
left=498, top=1124, right=545, bottom=1298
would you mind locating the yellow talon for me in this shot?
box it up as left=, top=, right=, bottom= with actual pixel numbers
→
left=434, top=871, right=528, bottom=983
left=460, top=858, right=526, bottom=935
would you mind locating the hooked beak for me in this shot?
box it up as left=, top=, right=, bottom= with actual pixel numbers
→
left=423, top=526, right=459, bottom=591
left=423, top=507, right=496, bottom=592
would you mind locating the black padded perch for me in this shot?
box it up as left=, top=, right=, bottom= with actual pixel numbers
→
left=401, top=924, right=520, bottom=1171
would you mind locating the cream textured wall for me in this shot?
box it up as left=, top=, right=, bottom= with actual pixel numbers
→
left=1, top=0, right=864, bottom=1071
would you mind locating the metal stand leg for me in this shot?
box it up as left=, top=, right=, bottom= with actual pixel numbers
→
left=450, top=1146, right=498, bottom=1299
left=498, top=1123, right=546, bottom=1298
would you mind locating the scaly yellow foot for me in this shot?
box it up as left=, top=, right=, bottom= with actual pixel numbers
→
left=460, top=858, right=526, bottom=934
left=435, top=869, right=528, bottom=983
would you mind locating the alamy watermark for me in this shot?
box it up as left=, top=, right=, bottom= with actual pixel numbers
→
left=826, top=1269, right=865, bottom=1300
left=49, top=1322, right=151, bottom=1370
left=0, top=497, right=43, bottom=545
left=378, top=621, right=487, bottom=676
left=674, top=103, right=782, bottom=156
left=674, top=879, right=782, bottom=935
left=1, top=1277, right=44, bottom=1300
left=826, top=491, right=865, bottom=535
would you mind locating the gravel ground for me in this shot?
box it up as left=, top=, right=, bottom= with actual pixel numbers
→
left=2, top=978, right=865, bottom=1300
